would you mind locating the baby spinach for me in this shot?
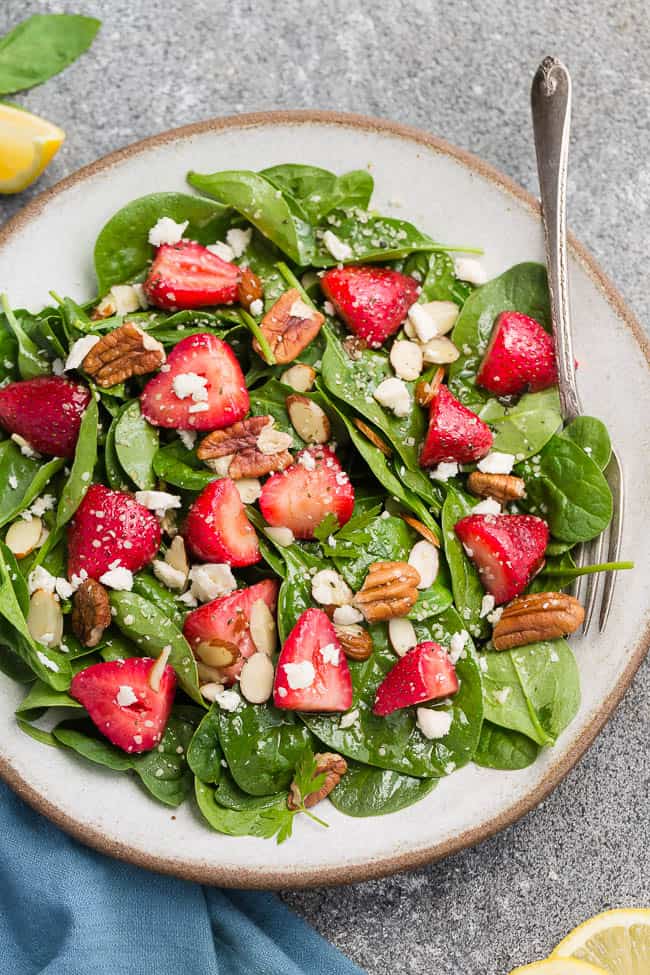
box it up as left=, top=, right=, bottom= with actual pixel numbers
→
left=109, top=591, right=203, bottom=705
left=441, top=487, right=489, bottom=639
left=104, top=418, right=131, bottom=491
left=330, top=761, right=438, bottom=817
left=0, top=296, right=49, bottom=379
left=479, top=387, right=562, bottom=461
left=16, top=676, right=84, bottom=718
left=114, top=400, right=158, bottom=490
left=334, top=515, right=412, bottom=591
left=0, top=440, right=64, bottom=528
left=55, top=397, right=98, bottom=529
left=94, top=192, right=232, bottom=294
left=153, top=439, right=216, bottom=491
left=0, top=13, right=100, bottom=95
left=195, top=778, right=292, bottom=841
left=261, top=165, right=374, bottom=222
left=404, top=251, right=473, bottom=306
left=480, top=638, right=580, bottom=747
left=187, top=705, right=223, bottom=784
left=311, top=211, right=444, bottom=267
left=131, top=572, right=186, bottom=629
left=276, top=545, right=328, bottom=639
left=214, top=771, right=286, bottom=812
left=560, top=415, right=611, bottom=471
left=409, top=580, right=454, bottom=621
left=473, top=721, right=540, bottom=770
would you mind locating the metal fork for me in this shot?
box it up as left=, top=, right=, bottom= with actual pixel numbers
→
left=531, top=56, right=624, bottom=632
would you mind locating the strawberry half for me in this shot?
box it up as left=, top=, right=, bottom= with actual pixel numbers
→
left=259, top=446, right=354, bottom=540
left=183, top=477, right=260, bottom=567
left=144, top=240, right=240, bottom=310
left=454, top=513, right=549, bottom=604
left=477, top=311, right=557, bottom=396
left=70, top=657, right=176, bottom=754
left=273, top=607, right=352, bottom=712
left=373, top=642, right=459, bottom=717
left=140, top=333, right=249, bottom=430
left=183, top=579, right=279, bottom=683
left=321, top=265, right=419, bottom=348
left=67, top=483, right=161, bottom=581
left=0, top=376, right=91, bottom=458
left=419, top=384, right=493, bottom=467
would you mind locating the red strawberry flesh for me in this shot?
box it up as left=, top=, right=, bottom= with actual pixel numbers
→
left=419, top=384, right=493, bottom=467
left=477, top=311, right=557, bottom=396
left=144, top=240, right=240, bottom=310
left=183, top=477, right=260, bottom=567
left=454, top=513, right=549, bottom=604
left=273, top=607, right=352, bottom=712
left=373, top=641, right=459, bottom=717
left=321, top=265, right=419, bottom=348
left=0, top=376, right=91, bottom=458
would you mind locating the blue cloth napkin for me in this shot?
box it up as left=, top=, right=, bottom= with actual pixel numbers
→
left=0, top=780, right=364, bottom=975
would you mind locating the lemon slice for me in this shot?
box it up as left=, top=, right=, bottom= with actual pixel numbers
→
left=552, top=908, right=650, bottom=974
left=0, top=104, right=65, bottom=194
left=509, top=961, right=607, bottom=975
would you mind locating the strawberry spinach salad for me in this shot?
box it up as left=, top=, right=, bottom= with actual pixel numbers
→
left=0, top=163, right=632, bottom=840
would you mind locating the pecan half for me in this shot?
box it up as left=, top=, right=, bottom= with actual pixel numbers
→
left=415, top=367, right=445, bottom=408
left=467, top=471, right=526, bottom=504
left=333, top=623, right=374, bottom=661
left=71, top=579, right=112, bottom=648
left=252, top=288, right=324, bottom=364
left=353, top=561, right=421, bottom=622
left=197, top=415, right=293, bottom=479
left=288, top=752, right=348, bottom=810
left=82, top=322, right=165, bottom=387
left=352, top=417, right=392, bottom=457
left=492, top=591, right=585, bottom=650
left=400, top=513, right=440, bottom=548
left=237, top=267, right=264, bottom=310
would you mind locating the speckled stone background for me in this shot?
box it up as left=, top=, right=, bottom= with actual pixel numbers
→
left=1, top=2, right=649, bottom=972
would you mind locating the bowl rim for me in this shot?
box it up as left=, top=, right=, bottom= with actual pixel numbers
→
left=0, top=108, right=648, bottom=889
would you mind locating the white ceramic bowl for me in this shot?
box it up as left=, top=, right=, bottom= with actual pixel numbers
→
left=0, top=112, right=648, bottom=887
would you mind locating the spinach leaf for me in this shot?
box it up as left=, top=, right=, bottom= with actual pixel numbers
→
left=153, top=440, right=215, bottom=491
left=104, top=417, right=131, bottom=491
left=0, top=441, right=65, bottom=528
left=187, top=170, right=315, bottom=265
left=517, top=435, right=613, bottom=543
left=0, top=326, right=18, bottom=383
left=441, top=487, right=489, bottom=639
left=560, top=415, right=611, bottom=470
left=131, top=572, right=186, bottom=629
left=0, top=14, right=100, bottom=95
left=114, top=400, right=158, bottom=490
left=0, top=626, right=37, bottom=684
left=16, top=716, right=58, bottom=748
left=17, top=677, right=83, bottom=717
left=479, top=387, right=562, bottom=461
left=260, top=165, right=373, bottom=222
left=330, top=760, right=437, bottom=817
left=55, top=397, right=98, bottom=529
left=404, top=251, right=473, bottom=305
left=109, top=591, right=203, bottom=705
left=302, top=609, right=482, bottom=778
left=408, top=580, right=453, bottom=621
left=187, top=705, right=223, bottom=784
left=334, top=515, right=411, bottom=591
left=194, top=778, right=292, bottom=840
left=214, top=771, right=286, bottom=811
left=1, top=296, right=49, bottom=378
left=94, top=192, right=231, bottom=294
left=473, top=721, right=540, bottom=770
left=311, top=211, right=443, bottom=266
left=480, top=638, right=580, bottom=747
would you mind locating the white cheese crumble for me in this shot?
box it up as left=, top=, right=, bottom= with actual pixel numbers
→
left=320, top=643, right=340, bottom=666
left=36, top=651, right=59, bottom=672
left=99, top=565, right=134, bottom=591
left=188, top=563, right=236, bottom=603
left=215, top=689, right=241, bottom=712
left=283, top=660, right=316, bottom=690
left=65, top=335, right=100, bottom=372
left=472, top=497, right=501, bottom=515
left=373, top=377, right=410, bottom=417
left=226, top=227, right=252, bottom=257
left=340, top=708, right=359, bottom=729
left=135, top=490, right=182, bottom=516
left=148, top=217, right=188, bottom=247
left=454, top=257, right=488, bottom=285
left=449, top=630, right=469, bottom=663
left=480, top=593, right=496, bottom=618
left=429, top=461, right=459, bottom=482
left=332, top=604, right=364, bottom=625
left=116, top=685, right=138, bottom=707
left=178, top=429, right=197, bottom=450
left=207, top=241, right=235, bottom=262
left=249, top=298, right=264, bottom=317
left=416, top=708, right=452, bottom=739
left=477, top=451, right=515, bottom=475
left=172, top=372, right=208, bottom=402
left=322, top=230, right=353, bottom=262
left=289, top=297, right=315, bottom=320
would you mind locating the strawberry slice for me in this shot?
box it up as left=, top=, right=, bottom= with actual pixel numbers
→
left=0, top=376, right=91, bottom=458
left=454, top=513, right=549, bottom=604
left=183, top=579, right=279, bottom=683
left=259, top=446, right=354, bottom=540
left=183, top=477, right=260, bottom=567
left=477, top=311, right=557, bottom=396
left=144, top=240, right=240, bottom=310
left=273, top=607, right=352, bottom=712
left=140, top=333, right=249, bottom=430
left=321, top=266, right=419, bottom=348
left=373, top=642, right=458, bottom=717
left=70, top=657, right=176, bottom=754
left=67, top=483, right=161, bottom=581
left=419, top=384, right=493, bottom=467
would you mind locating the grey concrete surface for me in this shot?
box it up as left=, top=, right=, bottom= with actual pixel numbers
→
left=1, top=1, right=648, bottom=972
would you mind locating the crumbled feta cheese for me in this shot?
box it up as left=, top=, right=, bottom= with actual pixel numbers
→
left=297, top=451, right=316, bottom=471
left=311, top=569, right=353, bottom=607
left=283, top=661, right=316, bottom=689
left=256, top=423, right=293, bottom=455
left=207, top=241, right=235, bottom=262
left=189, top=563, right=236, bottom=602
left=11, top=433, right=40, bottom=459
left=454, top=257, right=488, bottom=285
left=215, top=689, right=241, bottom=712
left=178, top=429, right=197, bottom=450
left=148, top=217, right=188, bottom=247
left=322, top=230, right=353, bottom=262
left=429, top=461, right=459, bottom=482
left=234, top=478, right=262, bottom=504
left=8, top=475, right=18, bottom=490
left=480, top=594, right=496, bottom=618
left=52, top=358, right=64, bottom=376
left=477, top=451, right=515, bottom=475
left=29, top=494, right=56, bottom=517
left=373, top=377, right=411, bottom=417
left=289, top=297, right=314, bottom=320
left=116, top=685, right=138, bottom=707
left=55, top=578, right=75, bottom=601
left=472, top=497, right=501, bottom=515
left=487, top=606, right=503, bottom=626
left=449, top=630, right=470, bottom=663
left=493, top=686, right=511, bottom=706
left=172, top=372, right=208, bottom=402
left=135, top=490, right=182, bottom=515
left=340, top=708, right=359, bottom=729
left=100, top=565, right=134, bottom=591
left=28, top=566, right=57, bottom=595
left=320, top=642, right=340, bottom=666
left=416, top=708, right=452, bottom=739
left=332, top=604, right=364, bottom=625
left=249, top=298, right=264, bottom=317
left=64, top=335, right=100, bottom=373
left=152, top=559, right=187, bottom=591
left=226, top=227, right=252, bottom=258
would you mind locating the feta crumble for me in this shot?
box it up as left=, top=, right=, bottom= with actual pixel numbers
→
left=148, top=217, right=188, bottom=247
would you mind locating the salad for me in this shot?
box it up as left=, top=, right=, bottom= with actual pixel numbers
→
left=0, top=163, right=631, bottom=841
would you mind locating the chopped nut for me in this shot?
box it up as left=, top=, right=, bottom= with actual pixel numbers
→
left=400, top=514, right=440, bottom=548
left=286, top=394, right=331, bottom=444
left=280, top=363, right=316, bottom=392
left=249, top=599, right=277, bottom=655
left=197, top=661, right=227, bottom=685
left=82, top=322, right=165, bottom=387
left=235, top=478, right=262, bottom=504
left=334, top=623, right=374, bottom=660
left=197, top=415, right=293, bottom=479
left=194, top=639, right=240, bottom=669
left=421, top=336, right=460, bottom=365
left=288, top=752, right=348, bottom=809
left=237, top=267, right=264, bottom=310
left=390, top=340, right=423, bottom=381
left=28, top=589, right=64, bottom=648
left=388, top=617, right=417, bottom=656
left=5, top=517, right=43, bottom=559
left=200, top=681, right=225, bottom=702
left=71, top=578, right=111, bottom=647
left=415, top=367, right=445, bottom=407
left=408, top=540, right=439, bottom=590
left=467, top=471, right=526, bottom=504
left=149, top=644, right=172, bottom=692
left=311, top=569, right=353, bottom=607
left=492, top=592, right=585, bottom=650
left=166, top=535, right=189, bottom=576
left=352, top=417, right=392, bottom=457
left=353, top=561, right=420, bottom=622
left=252, top=288, right=325, bottom=364
left=264, top=526, right=295, bottom=547
left=239, top=652, right=275, bottom=704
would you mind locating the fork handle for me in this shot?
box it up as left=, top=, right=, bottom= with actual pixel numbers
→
left=531, top=56, right=582, bottom=421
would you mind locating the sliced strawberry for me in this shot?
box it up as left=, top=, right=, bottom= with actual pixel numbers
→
left=183, top=579, right=279, bottom=683
left=144, top=240, right=240, bottom=310
left=373, top=642, right=458, bottom=717
left=70, top=657, right=176, bottom=754
left=259, top=446, right=354, bottom=540
left=67, top=484, right=161, bottom=581
left=454, top=513, right=549, bottom=604
left=321, top=266, right=419, bottom=348
left=419, top=384, right=492, bottom=467
left=0, top=376, right=91, bottom=459
left=273, top=608, right=352, bottom=712
left=140, top=333, right=249, bottom=430
left=477, top=311, right=557, bottom=396
left=183, top=477, right=260, bottom=567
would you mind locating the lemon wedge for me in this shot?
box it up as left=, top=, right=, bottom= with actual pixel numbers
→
left=0, top=104, right=64, bottom=194
left=509, top=961, right=607, bottom=975
left=552, top=908, right=650, bottom=974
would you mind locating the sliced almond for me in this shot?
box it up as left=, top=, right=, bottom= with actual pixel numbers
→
left=200, top=681, right=225, bottom=702
left=264, top=526, right=295, bottom=547
left=421, top=336, right=460, bottom=365
left=249, top=599, right=277, bottom=655
left=286, top=395, right=331, bottom=444
left=407, top=300, right=458, bottom=340
left=352, top=417, right=392, bottom=457
left=280, top=363, right=317, bottom=392
left=388, top=617, right=417, bottom=657
left=5, top=517, right=43, bottom=559
left=165, top=535, right=189, bottom=576
left=311, top=569, right=353, bottom=607
left=333, top=623, right=373, bottom=660
left=148, top=644, right=172, bottom=692
left=153, top=560, right=187, bottom=591
left=408, top=540, right=440, bottom=590
left=401, top=514, right=440, bottom=548
left=239, top=652, right=275, bottom=704
left=195, top=640, right=240, bottom=669
left=197, top=661, right=226, bottom=684
left=27, top=589, right=63, bottom=647
left=415, top=367, right=445, bottom=407
left=389, top=340, right=423, bottom=381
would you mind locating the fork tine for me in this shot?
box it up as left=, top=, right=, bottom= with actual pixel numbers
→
left=581, top=531, right=606, bottom=633
left=599, top=449, right=625, bottom=630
